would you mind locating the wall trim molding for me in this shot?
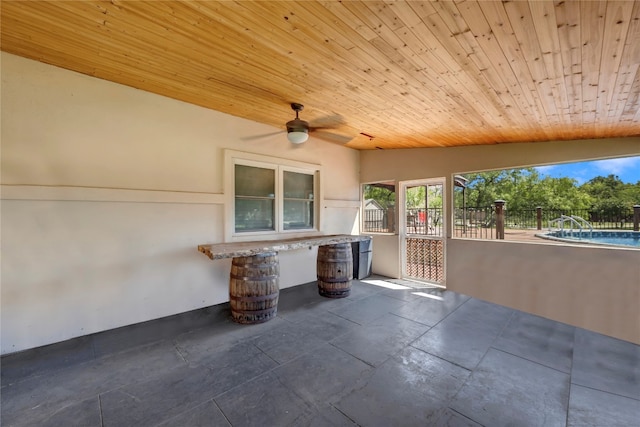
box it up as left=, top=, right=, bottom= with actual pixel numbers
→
left=0, top=185, right=225, bottom=204
left=1, top=185, right=361, bottom=208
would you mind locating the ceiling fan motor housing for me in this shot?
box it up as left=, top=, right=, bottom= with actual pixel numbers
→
left=286, top=117, right=309, bottom=134
left=287, top=103, right=309, bottom=134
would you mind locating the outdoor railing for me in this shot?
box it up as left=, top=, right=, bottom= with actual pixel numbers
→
left=454, top=205, right=638, bottom=240
left=405, top=208, right=443, bottom=236
left=502, top=207, right=636, bottom=230
left=366, top=205, right=639, bottom=237
left=363, top=208, right=395, bottom=233
left=453, top=206, right=495, bottom=239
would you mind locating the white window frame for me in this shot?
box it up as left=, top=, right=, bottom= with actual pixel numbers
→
left=224, top=150, right=322, bottom=242
left=361, top=180, right=397, bottom=235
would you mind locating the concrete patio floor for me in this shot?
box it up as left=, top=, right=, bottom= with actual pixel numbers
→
left=1, top=276, right=639, bottom=426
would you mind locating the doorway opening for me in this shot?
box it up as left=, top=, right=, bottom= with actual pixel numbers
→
left=401, top=180, right=445, bottom=286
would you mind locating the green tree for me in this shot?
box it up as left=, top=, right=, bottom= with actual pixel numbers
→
left=620, top=181, right=640, bottom=207
left=457, top=168, right=593, bottom=210
left=462, top=171, right=505, bottom=207
left=580, top=175, right=627, bottom=211
left=363, top=184, right=395, bottom=209
left=405, top=185, right=425, bottom=209
left=532, top=177, right=593, bottom=210
left=405, top=185, right=442, bottom=209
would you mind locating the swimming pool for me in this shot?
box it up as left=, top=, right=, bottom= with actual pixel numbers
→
left=538, top=230, right=640, bottom=248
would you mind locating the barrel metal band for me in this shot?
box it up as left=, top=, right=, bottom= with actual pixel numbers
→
left=318, top=278, right=351, bottom=283
left=321, top=290, right=350, bottom=297
left=231, top=260, right=279, bottom=267
left=230, top=293, right=279, bottom=302
left=232, top=307, right=278, bottom=315
left=230, top=274, right=279, bottom=281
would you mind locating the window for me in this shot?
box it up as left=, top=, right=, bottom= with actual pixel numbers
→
left=235, top=164, right=276, bottom=232
left=362, top=181, right=396, bottom=233
left=226, top=151, right=320, bottom=239
left=283, top=171, right=314, bottom=230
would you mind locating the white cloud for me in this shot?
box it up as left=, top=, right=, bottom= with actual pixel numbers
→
left=534, top=165, right=557, bottom=175
left=592, top=157, right=640, bottom=175
left=534, top=164, right=588, bottom=183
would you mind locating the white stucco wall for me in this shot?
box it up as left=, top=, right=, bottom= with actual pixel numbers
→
left=1, top=53, right=360, bottom=354
left=361, top=138, right=640, bottom=344
left=448, top=239, right=640, bottom=344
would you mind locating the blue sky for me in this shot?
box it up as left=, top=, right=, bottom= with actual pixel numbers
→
left=534, top=156, right=640, bottom=185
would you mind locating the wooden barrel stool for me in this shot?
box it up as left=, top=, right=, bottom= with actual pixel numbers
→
left=317, top=243, right=353, bottom=298
left=229, top=252, right=279, bottom=324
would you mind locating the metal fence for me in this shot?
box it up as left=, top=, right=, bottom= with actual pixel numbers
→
left=362, top=207, right=444, bottom=235
left=367, top=205, right=637, bottom=236
left=454, top=206, right=637, bottom=239
left=504, top=207, right=636, bottom=230
left=363, top=208, right=395, bottom=233
left=406, top=208, right=443, bottom=236
left=453, top=206, right=495, bottom=239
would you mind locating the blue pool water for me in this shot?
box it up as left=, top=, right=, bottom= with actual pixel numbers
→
left=542, top=230, right=640, bottom=248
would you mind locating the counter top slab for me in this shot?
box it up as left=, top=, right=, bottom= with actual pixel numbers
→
left=198, top=234, right=371, bottom=260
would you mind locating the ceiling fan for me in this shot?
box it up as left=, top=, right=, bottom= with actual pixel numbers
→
left=285, top=103, right=356, bottom=145
left=242, top=102, right=352, bottom=145
left=286, top=103, right=310, bottom=144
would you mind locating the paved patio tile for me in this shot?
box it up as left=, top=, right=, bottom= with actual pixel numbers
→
left=1, top=340, right=186, bottom=426
left=331, top=313, right=430, bottom=367
left=271, top=343, right=373, bottom=406
left=2, top=278, right=639, bottom=427
left=290, top=405, right=358, bottom=426
left=100, top=351, right=276, bottom=427
left=329, top=294, right=408, bottom=325
left=175, top=332, right=264, bottom=368
left=214, top=371, right=313, bottom=427
left=157, top=400, right=231, bottom=427
left=411, top=298, right=514, bottom=369
left=282, top=310, right=360, bottom=342
left=0, top=336, right=95, bottom=386
left=38, top=397, right=102, bottom=427
left=492, top=310, right=575, bottom=373
left=432, top=408, right=483, bottom=427
left=335, top=346, right=470, bottom=426
left=391, top=289, right=469, bottom=326
left=276, top=282, right=322, bottom=315
left=567, top=384, right=640, bottom=427
left=343, top=281, right=388, bottom=301
left=92, top=305, right=228, bottom=357
left=571, top=328, right=640, bottom=400
left=450, top=348, right=570, bottom=427
left=250, top=321, right=328, bottom=364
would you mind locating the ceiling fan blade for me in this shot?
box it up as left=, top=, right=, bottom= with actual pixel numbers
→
left=308, top=114, right=345, bottom=130
left=241, top=130, right=285, bottom=141
left=310, top=130, right=353, bottom=145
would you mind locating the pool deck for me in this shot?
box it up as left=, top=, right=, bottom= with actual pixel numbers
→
left=456, top=228, right=572, bottom=245
left=503, top=229, right=566, bottom=244
left=503, top=228, right=640, bottom=248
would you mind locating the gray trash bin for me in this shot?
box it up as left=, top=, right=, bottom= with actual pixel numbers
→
left=351, top=238, right=372, bottom=280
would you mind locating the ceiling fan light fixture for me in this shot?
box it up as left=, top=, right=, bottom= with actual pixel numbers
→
left=287, top=130, right=309, bottom=144
left=286, top=103, right=309, bottom=144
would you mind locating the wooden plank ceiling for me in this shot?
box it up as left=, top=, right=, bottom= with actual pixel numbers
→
left=2, top=0, right=639, bottom=149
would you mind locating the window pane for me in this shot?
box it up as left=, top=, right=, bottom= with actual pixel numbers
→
left=235, top=198, right=274, bottom=232
left=283, top=200, right=314, bottom=230
left=363, top=182, right=396, bottom=233
left=284, top=171, right=314, bottom=199
left=235, top=165, right=275, bottom=198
